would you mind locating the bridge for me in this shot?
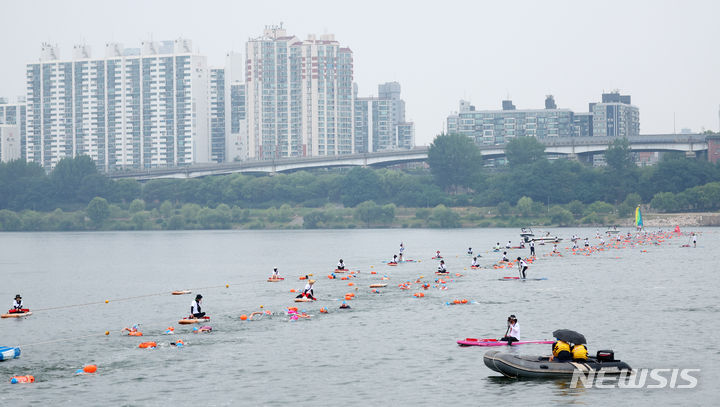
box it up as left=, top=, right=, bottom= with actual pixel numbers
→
left=108, top=133, right=709, bottom=180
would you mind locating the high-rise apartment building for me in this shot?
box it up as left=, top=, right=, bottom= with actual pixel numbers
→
left=209, top=67, right=226, bottom=163
left=354, top=82, right=414, bottom=152
left=226, top=81, right=246, bottom=161
left=245, top=25, right=354, bottom=159
left=25, top=39, right=209, bottom=171
left=0, top=98, right=26, bottom=159
left=0, top=125, right=21, bottom=162
left=589, top=91, right=639, bottom=138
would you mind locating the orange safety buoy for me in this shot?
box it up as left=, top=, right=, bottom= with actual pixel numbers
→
left=128, top=331, right=143, bottom=336
left=240, top=314, right=248, bottom=321
left=83, top=364, right=97, bottom=373
left=138, top=342, right=157, bottom=349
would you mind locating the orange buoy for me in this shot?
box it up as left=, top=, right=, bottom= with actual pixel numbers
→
left=299, top=276, right=307, bottom=280
left=453, top=299, right=460, bottom=304
left=10, top=375, right=34, bottom=384
left=138, top=342, right=157, bottom=349
left=461, top=299, right=468, bottom=304
left=347, top=282, right=354, bottom=286
left=240, top=314, right=248, bottom=321
left=83, top=364, right=97, bottom=374
left=290, top=289, right=296, bottom=293
left=371, top=271, right=377, bottom=274
left=320, top=308, right=328, bottom=313
left=128, top=331, right=143, bottom=336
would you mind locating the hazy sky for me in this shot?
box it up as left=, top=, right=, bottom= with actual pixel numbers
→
left=2, top=0, right=719, bottom=145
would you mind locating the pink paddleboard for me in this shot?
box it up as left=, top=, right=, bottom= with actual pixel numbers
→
left=457, top=338, right=554, bottom=347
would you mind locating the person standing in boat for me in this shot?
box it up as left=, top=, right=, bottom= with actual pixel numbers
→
left=529, top=241, right=535, bottom=257
left=11, top=295, right=24, bottom=313
left=190, top=294, right=205, bottom=318
left=337, top=259, right=346, bottom=270
left=500, top=315, right=520, bottom=344
left=517, top=257, right=528, bottom=279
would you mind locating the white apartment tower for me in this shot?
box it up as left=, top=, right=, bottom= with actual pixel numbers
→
left=25, top=39, right=209, bottom=171
left=245, top=25, right=354, bottom=159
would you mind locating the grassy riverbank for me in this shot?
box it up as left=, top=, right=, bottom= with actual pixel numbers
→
left=1, top=201, right=715, bottom=232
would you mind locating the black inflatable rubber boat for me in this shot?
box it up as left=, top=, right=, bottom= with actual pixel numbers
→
left=483, top=350, right=631, bottom=378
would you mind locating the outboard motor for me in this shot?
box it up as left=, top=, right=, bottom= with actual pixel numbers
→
left=597, top=350, right=615, bottom=362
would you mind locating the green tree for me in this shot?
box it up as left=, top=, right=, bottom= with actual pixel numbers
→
left=549, top=206, right=574, bottom=226
left=354, top=200, right=382, bottom=227
left=341, top=167, right=383, bottom=207
left=159, top=201, right=174, bottom=218
left=567, top=200, right=584, bottom=218
left=379, top=204, right=396, bottom=226
left=516, top=196, right=534, bottom=217
left=129, top=199, right=146, bottom=213
left=496, top=201, right=512, bottom=216
left=51, top=155, right=100, bottom=203
left=86, top=197, right=110, bottom=227
left=427, top=133, right=482, bottom=192
left=303, top=211, right=327, bottom=229
left=431, top=204, right=461, bottom=228
left=605, top=138, right=635, bottom=172
left=131, top=212, right=148, bottom=230
left=505, top=136, right=546, bottom=167
left=0, top=209, right=23, bottom=231
left=166, top=215, right=186, bottom=230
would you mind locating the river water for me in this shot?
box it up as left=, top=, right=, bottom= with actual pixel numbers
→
left=0, top=228, right=717, bottom=406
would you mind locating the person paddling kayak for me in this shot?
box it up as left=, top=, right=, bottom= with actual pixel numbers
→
left=190, top=294, right=205, bottom=318
left=11, top=295, right=25, bottom=313
left=500, top=315, right=520, bottom=344
left=297, top=280, right=316, bottom=300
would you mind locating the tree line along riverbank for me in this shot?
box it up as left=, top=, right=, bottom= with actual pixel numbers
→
left=1, top=135, right=720, bottom=231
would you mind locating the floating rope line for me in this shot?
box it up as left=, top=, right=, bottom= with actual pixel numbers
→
left=30, top=284, right=234, bottom=312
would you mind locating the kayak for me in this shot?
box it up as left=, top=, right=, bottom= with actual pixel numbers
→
left=267, top=277, right=285, bottom=282
left=369, top=283, right=387, bottom=288
left=333, top=269, right=347, bottom=273
left=483, top=350, right=631, bottom=378
left=178, top=317, right=209, bottom=325
left=0, top=346, right=21, bottom=361
left=457, top=338, right=553, bottom=347
left=171, top=290, right=191, bottom=295
left=294, top=298, right=315, bottom=302
left=1, top=311, right=32, bottom=318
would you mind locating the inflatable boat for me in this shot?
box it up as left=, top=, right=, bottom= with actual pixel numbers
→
left=0, top=346, right=20, bottom=361
left=483, top=350, right=631, bottom=378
